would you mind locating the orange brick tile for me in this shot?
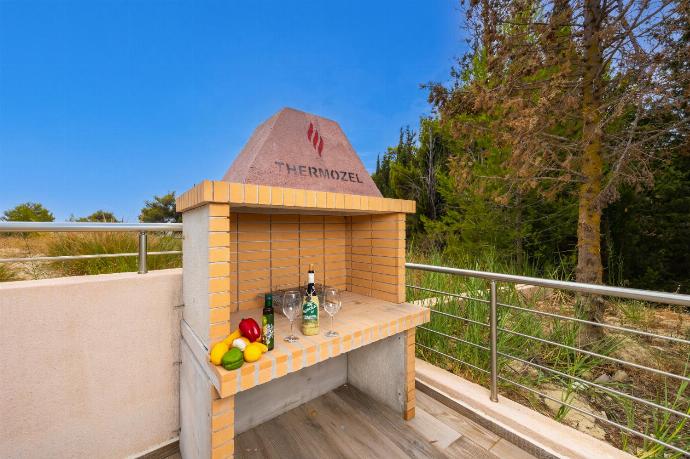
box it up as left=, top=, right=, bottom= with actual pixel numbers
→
left=229, top=182, right=244, bottom=202
left=209, top=233, right=230, bottom=247
left=283, top=188, right=296, bottom=206
left=209, top=203, right=230, bottom=217
left=210, top=307, right=230, bottom=323
left=209, top=263, right=231, bottom=278
left=275, top=361, right=288, bottom=377
left=258, top=185, right=271, bottom=205
left=211, top=440, right=234, bottom=459
left=212, top=395, right=234, bottom=414
left=335, top=193, right=345, bottom=209
left=240, top=374, right=255, bottom=391
left=210, top=322, right=230, bottom=338
left=211, top=411, right=233, bottom=431
left=270, top=186, right=284, bottom=206
left=303, top=190, right=316, bottom=207
left=212, top=181, right=229, bottom=202
left=209, top=218, right=230, bottom=232
left=209, top=277, right=229, bottom=293
left=306, top=348, right=317, bottom=366
left=244, top=184, right=258, bottom=204
left=209, top=247, right=231, bottom=262
left=211, top=426, right=233, bottom=448
left=209, top=292, right=231, bottom=308
left=258, top=368, right=272, bottom=384
left=326, top=192, right=336, bottom=208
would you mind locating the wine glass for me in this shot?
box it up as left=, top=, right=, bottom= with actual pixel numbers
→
left=282, top=290, right=301, bottom=342
left=323, top=287, right=342, bottom=337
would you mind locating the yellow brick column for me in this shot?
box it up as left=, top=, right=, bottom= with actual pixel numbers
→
left=178, top=181, right=238, bottom=458
left=177, top=180, right=234, bottom=348
left=211, top=388, right=235, bottom=459
left=404, top=328, right=416, bottom=420
left=206, top=196, right=236, bottom=458
left=208, top=202, right=232, bottom=346
left=369, top=212, right=406, bottom=304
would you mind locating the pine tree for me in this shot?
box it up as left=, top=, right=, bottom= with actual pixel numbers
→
left=429, top=0, right=689, bottom=339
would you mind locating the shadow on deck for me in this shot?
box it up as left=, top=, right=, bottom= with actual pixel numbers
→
left=234, top=385, right=535, bottom=459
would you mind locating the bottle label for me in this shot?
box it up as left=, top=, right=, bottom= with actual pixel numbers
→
left=301, top=296, right=319, bottom=335
left=303, top=299, right=318, bottom=319
left=262, top=314, right=274, bottom=349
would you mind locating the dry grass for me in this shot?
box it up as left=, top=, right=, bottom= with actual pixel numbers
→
left=0, top=263, right=18, bottom=282
left=0, top=232, right=181, bottom=279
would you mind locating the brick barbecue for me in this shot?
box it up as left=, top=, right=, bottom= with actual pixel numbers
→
left=176, top=108, right=427, bottom=459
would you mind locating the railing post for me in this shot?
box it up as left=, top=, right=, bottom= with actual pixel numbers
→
left=489, top=280, right=498, bottom=402
left=138, top=231, right=148, bottom=274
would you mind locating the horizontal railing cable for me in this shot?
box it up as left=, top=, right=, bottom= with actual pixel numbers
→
left=416, top=338, right=690, bottom=456
left=417, top=326, right=490, bottom=351
left=497, top=326, right=690, bottom=383
left=408, top=262, right=690, bottom=455
left=497, top=375, right=690, bottom=457
left=497, top=351, right=690, bottom=422
left=425, top=307, right=490, bottom=328
left=418, top=341, right=689, bottom=456
left=416, top=343, right=489, bottom=375
left=0, top=222, right=183, bottom=232
left=406, top=263, right=690, bottom=307
left=406, top=284, right=490, bottom=304
left=0, top=221, right=182, bottom=274
left=0, top=251, right=182, bottom=264
left=498, top=302, right=690, bottom=346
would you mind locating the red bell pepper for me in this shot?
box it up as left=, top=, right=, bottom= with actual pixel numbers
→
left=239, top=318, right=261, bottom=342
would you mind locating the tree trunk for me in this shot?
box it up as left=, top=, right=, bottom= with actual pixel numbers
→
left=515, top=193, right=524, bottom=267
left=577, top=0, right=606, bottom=343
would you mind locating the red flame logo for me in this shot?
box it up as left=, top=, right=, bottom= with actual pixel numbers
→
left=307, top=122, right=324, bottom=157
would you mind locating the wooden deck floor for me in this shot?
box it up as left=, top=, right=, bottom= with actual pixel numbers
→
left=235, top=385, right=536, bottom=459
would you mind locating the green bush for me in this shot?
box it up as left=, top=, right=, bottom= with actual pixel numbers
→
left=75, top=210, right=120, bottom=222
left=2, top=202, right=54, bottom=222
left=46, top=232, right=181, bottom=276
left=139, top=192, right=180, bottom=223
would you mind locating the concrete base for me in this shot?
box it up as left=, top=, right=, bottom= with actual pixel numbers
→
left=234, top=332, right=409, bottom=435
left=348, top=332, right=407, bottom=413
left=235, top=354, right=347, bottom=434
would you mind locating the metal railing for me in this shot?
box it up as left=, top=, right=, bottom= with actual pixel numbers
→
left=406, top=262, right=690, bottom=457
left=0, top=222, right=183, bottom=274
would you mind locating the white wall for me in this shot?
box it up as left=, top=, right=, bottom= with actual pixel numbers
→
left=0, top=269, right=183, bottom=459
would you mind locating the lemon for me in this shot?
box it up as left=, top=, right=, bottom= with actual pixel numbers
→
left=210, top=342, right=229, bottom=366
left=243, top=343, right=263, bottom=362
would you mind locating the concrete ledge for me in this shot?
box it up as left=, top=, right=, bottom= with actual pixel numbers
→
left=0, top=268, right=183, bottom=291
left=415, top=359, right=633, bottom=459
left=0, top=269, right=183, bottom=459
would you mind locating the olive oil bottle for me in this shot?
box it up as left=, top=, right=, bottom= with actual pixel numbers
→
left=262, top=293, right=274, bottom=350
left=301, top=264, right=319, bottom=336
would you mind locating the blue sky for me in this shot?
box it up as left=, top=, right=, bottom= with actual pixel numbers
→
left=0, top=1, right=465, bottom=221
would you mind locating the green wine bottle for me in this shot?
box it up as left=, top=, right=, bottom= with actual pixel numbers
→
left=262, top=293, right=274, bottom=350
left=301, top=264, right=319, bottom=336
